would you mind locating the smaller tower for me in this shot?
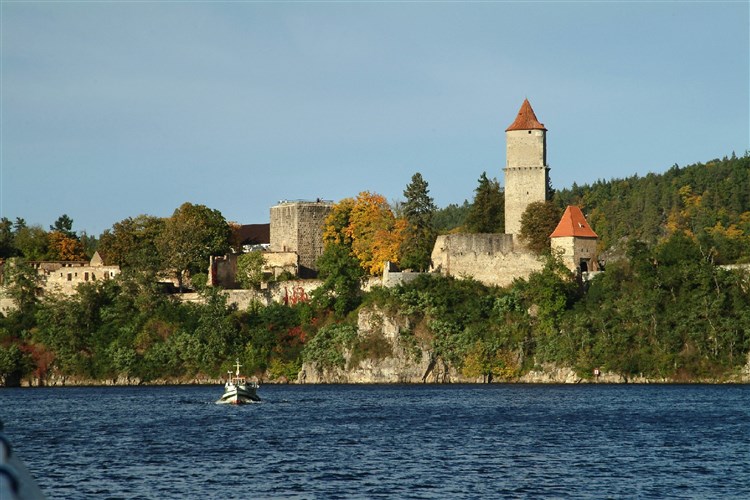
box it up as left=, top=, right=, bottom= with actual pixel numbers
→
left=550, top=206, right=598, bottom=274
left=504, top=99, right=549, bottom=236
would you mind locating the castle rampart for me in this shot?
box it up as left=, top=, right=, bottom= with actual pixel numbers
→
left=430, top=234, right=544, bottom=287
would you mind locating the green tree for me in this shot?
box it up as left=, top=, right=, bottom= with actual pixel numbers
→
left=157, top=203, right=231, bottom=292
left=13, top=225, right=49, bottom=260
left=433, top=200, right=471, bottom=233
left=314, top=242, right=365, bottom=317
left=2, top=258, right=40, bottom=315
left=50, top=214, right=76, bottom=238
left=465, top=172, right=504, bottom=233
left=98, top=215, right=166, bottom=272
left=237, top=251, right=266, bottom=289
left=400, top=173, right=437, bottom=271
left=0, top=217, right=16, bottom=258
left=519, top=201, right=563, bottom=255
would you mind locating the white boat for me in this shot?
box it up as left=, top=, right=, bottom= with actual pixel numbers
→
left=216, top=360, right=260, bottom=404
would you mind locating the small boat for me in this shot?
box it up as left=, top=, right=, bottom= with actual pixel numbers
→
left=216, top=360, right=260, bottom=404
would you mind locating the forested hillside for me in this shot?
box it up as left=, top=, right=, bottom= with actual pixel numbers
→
left=553, top=153, right=750, bottom=263
left=2, top=154, right=749, bottom=386
left=434, top=154, right=750, bottom=264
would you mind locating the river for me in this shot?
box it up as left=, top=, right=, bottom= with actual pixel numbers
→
left=2, top=384, right=749, bottom=498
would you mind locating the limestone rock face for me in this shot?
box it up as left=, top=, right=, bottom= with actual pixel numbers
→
left=298, top=306, right=472, bottom=384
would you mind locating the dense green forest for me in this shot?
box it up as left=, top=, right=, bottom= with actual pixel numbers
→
left=1, top=155, right=749, bottom=385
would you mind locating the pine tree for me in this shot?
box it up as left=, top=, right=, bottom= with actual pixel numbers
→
left=465, top=172, right=504, bottom=233
left=400, top=173, right=437, bottom=271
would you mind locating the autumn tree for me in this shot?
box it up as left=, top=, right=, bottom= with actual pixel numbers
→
left=323, top=198, right=356, bottom=246
left=465, top=172, right=504, bottom=233
left=345, top=192, right=406, bottom=276
left=47, top=231, right=88, bottom=261
left=43, top=214, right=87, bottom=261
left=156, top=203, right=231, bottom=291
left=519, top=201, right=563, bottom=255
left=399, top=173, right=437, bottom=271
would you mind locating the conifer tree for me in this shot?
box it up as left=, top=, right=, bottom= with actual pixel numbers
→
left=400, top=173, right=437, bottom=271
left=465, top=172, right=504, bottom=233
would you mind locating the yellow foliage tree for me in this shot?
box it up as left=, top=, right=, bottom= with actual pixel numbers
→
left=323, top=192, right=406, bottom=276
left=666, top=184, right=703, bottom=237
left=47, top=231, right=87, bottom=261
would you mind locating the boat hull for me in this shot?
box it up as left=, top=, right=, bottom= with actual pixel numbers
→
left=216, top=384, right=260, bottom=405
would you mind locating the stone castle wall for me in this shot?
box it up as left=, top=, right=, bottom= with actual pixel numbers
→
left=430, top=234, right=544, bottom=287
left=270, top=201, right=332, bottom=276
left=43, top=264, right=121, bottom=296
left=551, top=236, right=599, bottom=273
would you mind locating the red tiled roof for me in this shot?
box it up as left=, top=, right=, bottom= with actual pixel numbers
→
left=505, top=98, right=547, bottom=132
left=550, top=206, right=598, bottom=238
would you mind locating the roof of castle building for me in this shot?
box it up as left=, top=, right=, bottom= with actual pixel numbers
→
left=550, top=206, right=598, bottom=238
left=505, top=98, right=547, bottom=132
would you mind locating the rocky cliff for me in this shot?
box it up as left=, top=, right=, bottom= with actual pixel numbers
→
left=297, top=306, right=480, bottom=384
left=297, top=306, right=750, bottom=384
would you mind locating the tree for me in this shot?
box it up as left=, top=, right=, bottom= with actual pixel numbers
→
left=237, top=251, right=266, bottom=289
left=324, top=193, right=406, bottom=276
left=2, top=258, right=40, bottom=315
left=13, top=225, right=48, bottom=260
left=400, top=173, right=437, bottom=271
left=346, top=192, right=406, bottom=275
left=156, top=203, right=231, bottom=292
left=98, top=215, right=165, bottom=272
left=314, top=242, right=365, bottom=317
left=519, top=201, right=562, bottom=255
left=47, top=231, right=87, bottom=261
left=50, top=214, right=76, bottom=238
left=0, top=217, right=16, bottom=258
left=465, top=172, right=504, bottom=233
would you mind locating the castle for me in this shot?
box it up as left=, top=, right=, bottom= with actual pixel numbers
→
left=430, top=99, right=598, bottom=286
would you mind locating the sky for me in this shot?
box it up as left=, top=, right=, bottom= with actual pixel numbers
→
left=2, top=1, right=748, bottom=236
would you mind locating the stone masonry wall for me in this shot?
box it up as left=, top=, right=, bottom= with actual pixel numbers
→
left=270, top=201, right=332, bottom=276
left=430, top=233, right=544, bottom=287
left=551, top=236, right=599, bottom=273
left=504, top=129, right=548, bottom=236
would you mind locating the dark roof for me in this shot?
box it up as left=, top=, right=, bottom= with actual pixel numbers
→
left=234, top=224, right=270, bottom=245
left=506, top=98, right=547, bottom=132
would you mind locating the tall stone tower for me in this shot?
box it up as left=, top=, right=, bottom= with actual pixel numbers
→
left=504, top=99, right=549, bottom=236
left=270, top=200, right=333, bottom=278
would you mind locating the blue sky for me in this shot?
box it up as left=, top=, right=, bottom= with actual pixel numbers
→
left=2, top=1, right=748, bottom=236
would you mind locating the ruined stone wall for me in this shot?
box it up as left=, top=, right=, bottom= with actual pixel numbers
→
left=44, top=264, right=121, bottom=295
left=209, top=254, right=238, bottom=288
left=179, top=279, right=324, bottom=309
left=263, top=252, right=298, bottom=278
left=430, top=233, right=544, bottom=287
left=504, top=129, right=549, bottom=236
left=270, top=201, right=332, bottom=276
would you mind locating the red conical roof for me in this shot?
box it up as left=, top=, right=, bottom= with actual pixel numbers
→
left=550, top=206, right=598, bottom=238
left=506, top=98, right=547, bottom=132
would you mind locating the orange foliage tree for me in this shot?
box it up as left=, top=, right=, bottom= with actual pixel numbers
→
left=47, top=231, right=87, bottom=261
left=324, top=192, right=406, bottom=276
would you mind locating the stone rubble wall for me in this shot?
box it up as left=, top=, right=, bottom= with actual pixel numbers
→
left=430, top=233, right=544, bottom=287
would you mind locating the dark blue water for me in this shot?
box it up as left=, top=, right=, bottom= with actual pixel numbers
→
left=2, top=384, right=749, bottom=499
